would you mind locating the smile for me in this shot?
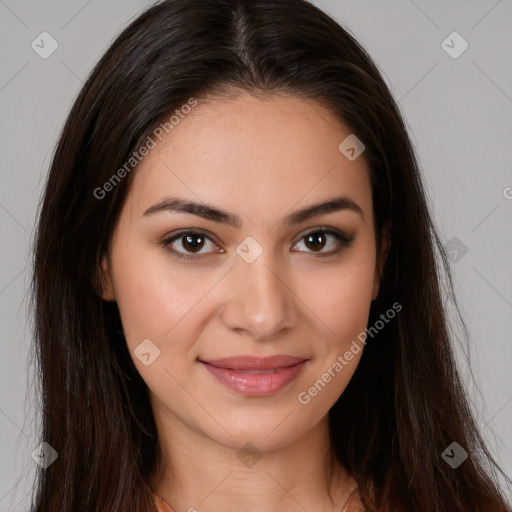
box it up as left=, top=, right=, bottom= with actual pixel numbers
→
left=199, top=355, right=308, bottom=397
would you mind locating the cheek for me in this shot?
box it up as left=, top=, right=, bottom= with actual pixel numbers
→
left=110, top=238, right=208, bottom=358
left=294, top=258, right=373, bottom=414
left=297, top=242, right=376, bottom=353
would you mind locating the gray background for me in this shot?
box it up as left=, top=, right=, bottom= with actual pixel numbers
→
left=1, top=0, right=511, bottom=509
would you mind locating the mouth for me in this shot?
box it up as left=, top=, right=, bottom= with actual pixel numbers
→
left=199, top=355, right=308, bottom=397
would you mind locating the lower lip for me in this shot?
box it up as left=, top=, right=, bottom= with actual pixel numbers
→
left=201, top=361, right=307, bottom=397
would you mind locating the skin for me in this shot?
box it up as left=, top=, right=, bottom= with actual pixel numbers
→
left=100, top=91, right=389, bottom=512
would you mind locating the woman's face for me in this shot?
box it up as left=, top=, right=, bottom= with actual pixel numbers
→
left=101, top=92, right=384, bottom=451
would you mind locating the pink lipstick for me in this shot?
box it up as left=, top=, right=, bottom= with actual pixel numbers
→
left=200, top=355, right=307, bottom=397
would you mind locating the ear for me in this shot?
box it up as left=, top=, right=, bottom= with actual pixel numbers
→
left=372, top=221, right=391, bottom=301
left=99, top=252, right=116, bottom=301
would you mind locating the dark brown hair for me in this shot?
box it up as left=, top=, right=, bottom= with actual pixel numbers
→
left=30, top=0, right=511, bottom=510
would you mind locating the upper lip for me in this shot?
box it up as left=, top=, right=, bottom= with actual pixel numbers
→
left=200, top=355, right=307, bottom=371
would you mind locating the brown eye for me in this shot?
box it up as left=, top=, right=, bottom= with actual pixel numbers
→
left=304, top=232, right=328, bottom=252
left=292, top=228, right=355, bottom=255
left=162, top=230, right=221, bottom=261
left=181, top=233, right=206, bottom=253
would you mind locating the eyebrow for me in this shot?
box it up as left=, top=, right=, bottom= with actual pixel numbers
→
left=142, top=195, right=363, bottom=227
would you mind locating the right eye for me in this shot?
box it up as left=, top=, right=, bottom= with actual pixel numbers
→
left=161, top=230, right=224, bottom=261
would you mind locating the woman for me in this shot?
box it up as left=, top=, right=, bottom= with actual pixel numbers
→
left=30, top=0, right=511, bottom=510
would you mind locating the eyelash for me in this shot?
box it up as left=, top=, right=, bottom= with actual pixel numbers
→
left=161, top=227, right=355, bottom=262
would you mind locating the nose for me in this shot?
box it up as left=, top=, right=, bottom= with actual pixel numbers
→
left=220, top=249, right=300, bottom=341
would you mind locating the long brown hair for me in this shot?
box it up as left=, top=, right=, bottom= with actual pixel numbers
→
left=29, top=0, right=511, bottom=510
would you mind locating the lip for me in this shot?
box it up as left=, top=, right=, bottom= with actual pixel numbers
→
left=199, top=355, right=308, bottom=397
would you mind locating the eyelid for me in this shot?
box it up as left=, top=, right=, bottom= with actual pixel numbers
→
left=294, top=225, right=352, bottom=243
left=163, top=227, right=219, bottom=244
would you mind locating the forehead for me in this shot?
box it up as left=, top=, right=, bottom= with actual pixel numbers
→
left=124, top=92, right=372, bottom=224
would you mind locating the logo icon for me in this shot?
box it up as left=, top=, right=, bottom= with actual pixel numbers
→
left=31, top=32, right=59, bottom=59
left=442, top=442, right=468, bottom=468
left=134, top=338, right=161, bottom=366
left=236, top=236, right=263, bottom=264
left=338, top=134, right=365, bottom=161
left=237, top=442, right=262, bottom=468
left=32, top=442, right=58, bottom=469
left=441, top=32, right=469, bottom=59
left=444, top=236, right=468, bottom=263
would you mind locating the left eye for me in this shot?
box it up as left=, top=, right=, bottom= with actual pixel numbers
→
left=291, top=228, right=355, bottom=255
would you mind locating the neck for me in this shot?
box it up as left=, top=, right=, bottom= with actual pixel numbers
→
left=148, top=399, right=356, bottom=512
